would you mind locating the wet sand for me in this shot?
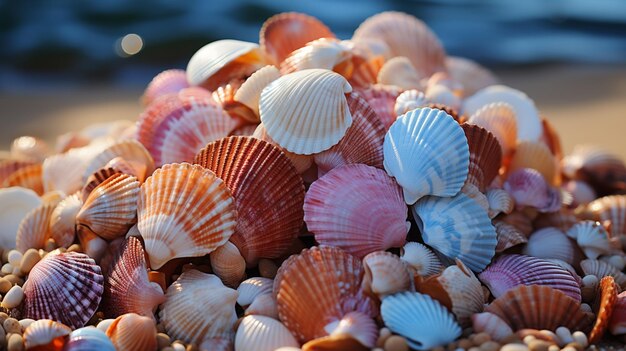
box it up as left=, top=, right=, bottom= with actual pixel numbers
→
left=1, top=64, right=625, bottom=159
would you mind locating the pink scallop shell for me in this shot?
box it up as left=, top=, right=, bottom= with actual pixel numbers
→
left=354, top=85, right=401, bottom=131
left=142, top=69, right=190, bottom=106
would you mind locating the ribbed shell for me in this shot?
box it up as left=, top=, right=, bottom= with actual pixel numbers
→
left=384, top=107, right=469, bottom=204
left=16, top=203, right=56, bottom=253
left=280, top=38, right=352, bottom=75
left=237, top=277, right=274, bottom=307
left=394, top=89, right=428, bottom=117
left=304, top=164, right=408, bottom=258
left=494, top=221, right=528, bottom=253
left=22, top=251, right=104, bottom=329
left=445, top=56, right=498, bottom=97
left=0, top=187, right=42, bottom=250
left=461, top=124, right=502, bottom=192
left=234, top=65, right=281, bottom=118
left=3, top=163, right=44, bottom=195
left=471, top=312, right=514, bottom=342
left=106, top=313, right=157, bottom=351
left=83, top=140, right=154, bottom=183
left=362, top=251, right=411, bottom=298
left=209, top=241, right=246, bottom=287
left=589, top=276, right=618, bottom=343
left=479, top=254, right=582, bottom=301
left=82, top=168, right=122, bottom=202
left=381, top=292, right=461, bottom=350
left=504, top=168, right=561, bottom=212
left=411, top=192, right=497, bottom=272
left=49, top=193, right=82, bottom=248
left=259, top=69, right=353, bottom=155
left=235, top=315, right=299, bottom=351
left=355, top=85, right=402, bottom=131
left=0, top=159, right=36, bottom=184
left=137, top=163, right=237, bottom=269
left=400, top=242, right=443, bottom=277
left=467, top=102, right=517, bottom=158
left=377, top=56, right=421, bottom=90
left=142, top=69, right=189, bottom=106
left=567, top=220, right=617, bottom=259
left=509, top=141, right=558, bottom=185
left=580, top=195, right=626, bottom=237
left=186, top=39, right=261, bottom=86
left=433, top=261, right=485, bottom=327
left=581, top=259, right=626, bottom=289
left=486, top=188, right=515, bottom=219
left=523, top=227, right=576, bottom=265
left=23, top=319, right=71, bottom=350
left=195, top=136, right=304, bottom=265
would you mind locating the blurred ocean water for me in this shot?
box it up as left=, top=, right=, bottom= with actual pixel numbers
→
left=1, top=0, right=626, bottom=90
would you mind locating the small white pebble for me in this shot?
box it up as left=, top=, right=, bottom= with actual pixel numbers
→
left=523, top=335, right=536, bottom=344
left=18, top=319, right=34, bottom=330
left=555, top=326, right=573, bottom=346
left=582, top=275, right=599, bottom=287
left=172, top=343, right=185, bottom=351
left=1, top=286, right=23, bottom=309
left=10, top=267, right=20, bottom=277
left=539, top=330, right=560, bottom=344
left=96, top=319, right=115, bottom=332
left=580, top=303, right=592, bottom=313
left=1, top=264, right=13, bottom=275
left=6, top=251, right=21, bottom=267
left=500, top=344, right=529, bottom=351
left=571, top=331, right=588, bottom=348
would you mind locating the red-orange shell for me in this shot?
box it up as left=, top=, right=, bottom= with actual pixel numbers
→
left=461, top=124, right=502, bottom=192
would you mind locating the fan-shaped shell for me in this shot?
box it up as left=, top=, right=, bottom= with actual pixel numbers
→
left=362, top=251, right=411, bottom=298
left=461, top=124, right=502, bottom=192
left=394, top=89, right=428, bottom=117
left=567, top=220, right=618, bottom=259
left=106, top=313, right=157, bottom=351
left=445, top=56, right=498, bottom=97
left=304, top=164, right=408, bottom=258
left=377, top=56, right=421, bottom=90
left=564, top=180, right=596, bottom=207
left=381, top=291, right=461, bottom=350
left=0, top=187, right=42, bottom=250
left=3, top=163, right=44, bottom=195
left=82, top=167, right=122, bottom=202
left=493, top=221, right=528, bottom=253
left=49, top=193, right=82, bottom=248
left=610, top=291, right=626, bottom=335
left=580, top=195, right=626, bottom=237
left=23, top=319, right=71, bottom=350
left=486, top=188, right=515, bottom=219
left=302, top=311, right=377, bottom=350
left=509, top=141, right=558, bottom=185
left=235, top=315, right=299, bottom=351
left=471, top=312, right=514, bottom=342
left=411, top=192, right=497, bottom=272
left=467, top=102, right=517, bottom=159
left=43, top=143, right=108, bottom=195
left=195, top=136, right=304, bottom=265
left=252, top=123, right=314, bottom=174
left=237, top=277, right=274, bottom=307
left=523, top=227, right=576, bottom=265
left=581, top=259, right=626, bottom=289
left=209, top=241, right=246, bottom=287
left=384, top=107, right=469, bottom=204
left=504, top=168, right=562, bottom=212
left=589, top=276, right=618, bottom=343
left=234, top=65, right=281, bottom=119
left=400, top=242, right=443, bottom=277
left=22, top=251, right=104, bottom=329
left=280, top=38, right=353, bottom=75
left=142, top=69, right=189, bottom=106
left=425, top=84, right=461, bottom=111
left=16, top=203, right=57, bottom=253
left=355, top=85, right=402, bottom=131
left=64, top=327, right=115, bottom=351
left=259, top=69, right=352, bottom=155
left=137, top=163, right=237, bottom=269
left=0, top=159, right=36, bottom=184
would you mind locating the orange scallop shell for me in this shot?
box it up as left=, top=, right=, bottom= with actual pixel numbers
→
left=579, top=195, right=626, bottom=237
left=0, top=159, right=36, bottom=184
left=589, top=276, right=618, bottom=343
left=461, top=124, right=502, bottom=192
left=3, top=163, right=44, bottom=195
left=106, top=313, right=158, bottom=351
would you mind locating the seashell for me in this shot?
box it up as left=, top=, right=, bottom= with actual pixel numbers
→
left=160, top=270, right=238, bottom=344
left=508, top=140, right=558, bottom=185
left=260, top=12, right=335, bottom=65
left=76, top=173, right=139, bottom=241
left=523, top=227, right=576, bottom=265
left=138, top=163, right=236, bottom=269
left=348, top=49, right=385, bottom=90
left=230, top=123, right=259, bottom=136
left=610, top=291, right=626, bottom=335
left=313, top=92, right=386, bottom=176
left=245, top=293, right=279, bottom=319
left=64, top=327, right=115, bottom=351
left=579, top=195, right=626, bottom=237
left=11, top=136, right=50, bottom=162
left=467, top=102, right=517, bottom=159
left=376, top=56, right=421, bottom=90
left=471, top=312, right=514, bottom=342
left=102, top=236, right=165, bottom=319
left=394, top=89, right=428, bottom=117
left=23, top=319, right=71, bottom=350
left=355, top=84, right=402, bottom=131
left=195, top=137, right=304, bottom=265
left=274, top=246, right=377, bottom=343
left=425, top=84, right=461, bottom=111
left=237, top=277, right=274, bottom=307
left=541, top=117, right=563, bottom=160
left=235, top=315, right=299, bottom=351
left=252, top=123, right=314, bottom=174
left=589, top=276, right=618, bottom=343
left=302, top=311, right=377, bottom=350
left=234, top=65, right=281, bottom=119
left=563, top=180, right=596, bottom=207
left=381, top=291, right=461, bottom=350
left=77, top=225, right=108, bottom=261
left=411, top=192, right=497, bottom=272
left=580, top=259, right=626, bottom=290
left=504, top=168, right=562, bottom=212
left=304, top=164, right=408, bottom=258
left=259, top=69, right=352, bottom=155
left=83, top=140, right=154, bottom=183
left=353, top=11, right=447, bottom=78
left=461, top=183, right=489, bottom=214
left=362, top=251, right=411, bottom=298
left=3, top=163, right=44, bottom=195
left=142, top=69, right=190, bottom=106
left=81, top=167, right=122, bottom=202
left=461, top=124, right=502, bottom=192
left=400, top=242, right=443, bottom=277
left=106, top=313, right=157, bottom=351
left=280, top=38, right=353, bottom=75
left=479, top=254, right=582, bottom=301
left=384, top=107, right=469, bottom=204
left=567, top=220, right=619, bottom=259
left=0, top=159, right=37, bottom=184
left=102, top=157, right=137, bottom=178
left=493, top=221, right=528, bottom=253
left=22, top=251, right=104, bottom=329
left=486, top=188, right=515, bottom=219
left=462, top=85, right=542, bottom=142
left=0, top=187, right=42, bottom=250
left=562, top=145, right=626, bottom=196
left=211, top=80, right=258, bottom=123
left=210, top=241, right=246, bottom=288
left=445, top=56, right=498, bottom=97
left=485, top=285, right=592, bottom=332
left=49, top=193, right=82, bottom=248
left=16, top=203, right=57, bottom=253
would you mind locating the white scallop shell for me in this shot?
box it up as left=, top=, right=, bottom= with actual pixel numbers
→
left=186, top=39, right=260, bottom=86
left=0, top=187, right=42, bottom=250
left=567, top=220, right=618, bottom=259
left=377, top=56, right=421, bottom=90
left=237, top=277, right=274, bottom=307
left=394, top=89, right=428, bottom=117
left=400, top=242, right=443, bottom=277
left=234, top=65, right=281, bottom=118
left=235, top=315, right=299, bottom=351
left=280, top=38, right=352, bottom=74
left=523, top=227, right=576, bottom=265
left=83, top=140, right=154, bottom=184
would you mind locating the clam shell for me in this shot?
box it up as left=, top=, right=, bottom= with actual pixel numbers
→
left=579, top=195, right=626, bottom=237
left=160, top=270, right=238, bottom=344
left=235, top=315, right=299, bottom=351
left=381, top=291, right=461, bottom=350
left=400, top=242, right=443, bottom=277
left=313, top=92, right=386, bottom=175
left=3, top=163, right=44, bottom=195
left=106, top=313, right=157, bottom=351
left=479, top=254, right=582, bottom=301
left=362, top=251, right=411, bottom=298
left=509, top=141, right=558, bottom=185
left=0, top=187, right=42, bottom=250
left=384, top=107, right=469, bottom=204
left=259, top=69, right=352, bottom=155
left=237, top=277, right=274, bottom=307
left=280, top=38, right=353, bottom=75
left=274, top=246, right=377, bottom=343
left=610, top=291, right=626, bottom=335
left=23, top=319, right=71, bottom=350
left=353, top=11, right=446, bottom=78
left=523, top=227, right=576, bottom=265
left=411, top=192, right=497, bottom=272
left=142, top=69, right=189, bottom=106
left=195, top=136, right=304, bottom=265
left=486, top=188, right=515, bottom=219
left=22, top=251, right=104, bottom=329
left=76, top=173, right=139, bottom=241
left=137, top=163, right=237, bottom=269
left=355, top=84, right=402, bottom=131
left=81, top=167, right=122, bottom=202
left=462, top=85, right=542, bottom=142
left=467, top=102, right=517, bottom=159
left=83, top=140, right=154, bottom=184
left=567, top=220, right=618, bottom=259
left=581, top=259, right=626, bottom=290
left=377, top=56, right=421, bottom=90
left=252, top=123, right=314, bottom=174
left=260, top=12, right=334, bottom=65
left=210, top=241, right=246, bottom=287
left=589, top=276, right=618, bottom=343
left=49, top=193, right=82, bottom=248
left=64, top=327, right=115, bottom=351
left=504, top=168, right=562, bottom=212
left=471, top=312, right=514, bottom=342
left=234, top=65, right=281, bottom=119
left=445, top=56, right=498, bottom=97
left=16, top=203, right=56, bottom=253
left=493, top=221, right=528, bottom=253
left=304, top=164, right=408, bottom=258
left=461, top=124, right=502, bottom=192
left=394, top=89, right=428, bottom=117
left=0, top=159, right=37, bottom=184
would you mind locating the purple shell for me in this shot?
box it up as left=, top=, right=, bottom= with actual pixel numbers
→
left=504, top=168, right=561, bottom=212
left=479, top=254, right=581, bottom=301
left=22, top=251, right=104, bottom=329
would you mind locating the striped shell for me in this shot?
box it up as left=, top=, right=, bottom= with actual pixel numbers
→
left=252, top=123, right=314, bottom=174
left=23, top=319, right=71, bottom=350
left=16, top=203, right=57, bottom=253
left=504, top=168, right=562, bottom=213
left=280, top=38, right=353, bottom=75
left=0, top=187, right=42, bottom=250
left=237, top=277, right=274, bottom=307
left=83, top=140, right=154, bottom=184
left=82, top=167, right=122, bottom=202
left=400, top=242, right=443, bottom=277
left=142, top=69, right=189, bottom=106
left=355, top=85, right=402, bottom=131
left=302, top=311, right=377, bottom=350
left=589, top=276, right=618, bottom=343
left=579, top=195, right=626, bottom=237
left=394, top=89, right=428, bottom=117
left=106, top=313, right=157, bottom=351
left=467, top=102, right=517, bottom=159
left=3, top=163, right=44, bottom=195
left=235, top=315, right=299, bottom=351
left=580, top=259, right=626, bottom=289
left=567, top=220, right=618, bottom=259
left=209, top=241, right=246, bottom=287
left=461, top=124, right=502, bottom=192
left=49, top=193, right=82, bottom=248
left=523, top=227, right=576, bottom=265
left=493, top=221, right=528, bottom=253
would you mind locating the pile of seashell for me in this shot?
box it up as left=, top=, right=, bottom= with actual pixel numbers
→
left=1, top=10, right=626, bottom=351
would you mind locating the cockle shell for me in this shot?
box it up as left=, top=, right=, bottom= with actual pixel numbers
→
left=362, top=251, right=411, bottom=298
left=274, top=246, right=377, bottom=343
left=508, top=140, right=558, bottom=185
left=445, top=56, right=498, bottom=97
left=259, top=69, right=352, bottom=155
left=504, top=168, right=562, bottom=212
left=567, top=220, right=618, bottom=259
left=83, top=139, right=154, bottom=183
left=589, top=276, right=618, bottom=343
left=394, top=89, right=428, bottom=117
left=210, top=241, right=246, bottom=287
left=23, top=319, right=71, bottom=350
left=462, top=85, right=542, bottom=142
left=579, top=195, right=626, bottom=237
left=252, top=123, right=314, bottom=174
left=137, top=163, right=237, bottom=269
left=353, top=11, right=447, bottom=78
left=76, top=173, right=139, bottom=241
left=381, top=291, right=461, bottom=350
left=377, top=56, right=421, bottom=90
left=493, top=221, right=528, bottom=253
left=412, top=192, right=497, bottom=272
left=467, top=102, right=517, bottom=159
left=212, top=80, right=258, bottom=126
left=523, top=227, right=577, bottom=265
left=49, top=193, right=82, bottom=248
left=142, top=69, right=189, bottom=106
left=237, top=277, right=274, bottom=307
left=384, top=107, right=469, bottom=204
left=106, top=313, right=157, bottom=351
left=22, top=251, right=104, bottom=329
left=195, top=137, right=304, bottom=265
left=479, top=254, right=582, bottom=301
left=355, top=84, right=402, bottom=131
left=16, top=202, right=57, bottom=253
left=400, top=241, right=443, bottom=277
left=580, top=259, right=626, bottom=289
left=462, top=124, right=502, bottom=192
left=302, top=311, right=377, bottom=351
left=160, top=270, right=238, bottom=345
left=234, top=65, right=281, bottom=119
left=304, top=164, right=408, bottom=258
left=0, top=159, right=36, bottom=184
left=235, top=315, right=299, bottom=351
left=280, top=38, right=353, bottom=75
left=64, top=327, right=115, bottom=351
left=486, top=188, right=515, bottom=219
left=348, top=45, right=385, bottom=89
left=471, top=312, right=514, bottom=342
left=0, top=187, right=42, bottom=250
left=3, top=163, right=44, bottom=195
left=609, top=291, right=626, bottom=335
left=82, top=167, right=122, bottom=202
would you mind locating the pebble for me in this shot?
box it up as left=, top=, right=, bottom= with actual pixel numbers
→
left=500, top=344, right=529, bottom=351
left=17, top=319, right=34, bottom=330
left=7, top=333, right=23, bottom=351
left=156, top=323, right=166, bottom=333
left=0, top=312, right=9, bottom=324
left=7, top=251, right=21, bottom=268
left=527, top=339, right=551, bottom=351
left=10, top=266, right=21, bottom=276
left=377, top=327, right=392, bottom=347
left=2, top=264, right=13, bottom=275
left=0, top=325, right=5, bottom=346
left=563, top=342, right=583, bottom=351
left=384, top=335, right=409, bottom=351
left=548, top=346, right=560, bottom=351
left=172, top=342, right=186, bottom=351
left=157, top=333, right=171, bottom=349
left=258, top=259, right=278, bottom=278
left=3, top=318, right=20, bottom=334
left=471, top=332, right=491, bottom=345
left=4, top=275, right=23, bottom=286
left=571, top=331, right=588, bottom=348
left=96, top=319, right=115, bottom=332
left=186, top=344, right=198, bottom=351
left=469, top=348, right=481, bottom=351
left=480, top=341, right=501, bottom=351
left=555, top=327, right=573, bottom=345
left=0, top=278, right=12, bottom=294
left=457, top=338, right=474, bottom=350
left=1, top=286, right=23, bottom=309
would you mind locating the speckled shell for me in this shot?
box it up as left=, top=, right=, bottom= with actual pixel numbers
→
left=579, top=195, right=626, bottom=237
left=381, top=291, right=461, bottom=350
left=210, top=241, right=246, bottom=287
left=280, top=38, right=353, bottom=75
left=234, top=65, right=281, bottom=119
left=479, top=254, right=582, bottom=301
left=160, top=270, right=238, bottom=345
left=377, top=56, right=421, bottom=90
left=3, top=163, right=44, bottom=195
left=580, top=259, right=626, bottom=289
left=274, top=246, right=377, bottom=343
left=467, top=102, right=517, bottom=158
left=64, top=327, right=115, bottom=351
left=106, top=313, right=157, bottom=351
left=304, top=164, right=408, bottom=258
left=509, top=141, right=558, bottom=185
left=259, top=69, right=352, bottom=155
left=567, top=220, right=619, bottom=259
left=362, top=251, right=411, bottom=298
left=22, top=251, right=104, bottom=329
left=142, top=69, right=190, bottom=106
left=400, top=242, right=443, bottom=277
left=16, top=202, right=57, bottom=253
left=355, top=85, right=402, bottom=131
left=461, top=124, right=502, bottom=192
left=523, top=227, right=576, bottom=265
left=49, top=193, right=82, bottom=248
left=0, top=187, right=42, bottom=250
left=394, top=89, right=428, bottom=117
left=412, top=192, right=497, bottom=272
left=445, top=56, right=498, bottom=97
left=235, top=315, right=300, bottom=351
left=195, top=137, right=304, bottom=265
left=471, top=312, right=514, bottom=342
left=137, top=163, right=237, bottom=269
left=504, top=168, right=562, bottom=213
left=589, top=276, right=618, bottom=343
left=237, top=277, right=274, bottom=307
left=384, top=107, right=469, bottom=204
left=23, top=319, right=71, bottom=350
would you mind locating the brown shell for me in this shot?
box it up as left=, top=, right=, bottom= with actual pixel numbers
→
left=3, top=163, right=44, bottom=195
left=428, top=103, right=463, bottom=123
left=0, top=159, right=36, bottom=184
left=589, top=276, right=618, bottom=343
left=461, top=124, right=502, bottom=192
left=81, top=167, right=123, bottom=202
left=493, top=221, right=528, bottom=253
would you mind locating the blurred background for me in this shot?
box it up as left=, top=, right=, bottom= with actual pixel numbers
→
left=1, top=0, right=625, bottom=157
